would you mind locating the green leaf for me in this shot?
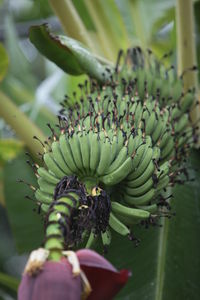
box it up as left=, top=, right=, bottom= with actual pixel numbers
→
left=0, top=272, right=19, bottom=292
left=4, top=16, right=37, bottom=90
left=4, top=153, right=44, bottom=253
left=105, top=150, right=200, bottom=299
left=1, top=76, right=57, bottom=135
left=72, top=0, right=96, bottom=31
left=29, top=24, right=109, bottom=81
left=0, top=43, right=9, bottom=82
left=0, top=139, right=24, bottom=166
left=151, top=7, right=175, bottom=37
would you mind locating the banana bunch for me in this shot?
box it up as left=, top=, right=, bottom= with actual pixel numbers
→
left=33, top=48, right=197, bottom=251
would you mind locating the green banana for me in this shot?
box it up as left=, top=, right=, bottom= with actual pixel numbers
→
left=85, top=231, right=97, bottom=248
left=145, top=111, right=156, bottom=135
left=152, top=146, right=161, bottom=161
left=105, top=146, right=128, bottom=174
left=110, top=135, right=118, bottom=162
left=159, top=129, right=171, bottom=148
left=35, top=189, right=53, bottom=204
left=152, top=115, right=163, bottom=144
left=101, top=228, right=112, bottom=247
left=156, top=175, right=170, bottom=193
left=41, top=204, right=49, bottom=213
left=116, top=130, right=125, bottom=155
left=89, top=132, right=100, bottom=175
left=180, top=91, right=194, bottom=112
left=129, top=147, right=153, bottom=180
left=131, top=143, right=148, bottom=171
left=31, top=47, right=196, bottom=250
left=109, top=212, right=130, bottom=236
left=170, top=105, right=182, bottom=120
left=111, top=201, right=150, bottom=220
left=134, top=101, right=143, bottom=127
left=135, top=203, right=157, bottom=213
left=38, top=177, right=55, bottom=195
left=59, top=134, right=79, bottom=173
left=51, top=141, right=73, bottom=175
left=156, top=161, right=170, bottom=179
left=124, top=176, right=153, bottom=196
left=123, top=188, right=155, bottom=206
left=37, top=167, right=60, bottom=185
left=43, top=152, right=66, bottom=179
left=101, top=157, right=132, bottom=186
left=96, top=138, right=113, bottom=176
left=174, top=114, right=189, bottom=134
left=126, top=159, right=155, bottom=187
left=127, top=132, right=143, bottom=156
left=79, top=132, right=90, bottom=174
left=68, top=134, right=84, bottom=174
left=161, top=137, right=174, bottom=160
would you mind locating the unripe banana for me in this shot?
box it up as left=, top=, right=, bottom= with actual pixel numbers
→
left=174, top=114, right=189, bottom=134
left=30, top=46, right=196, bottom=250
left=156, top=175, right=170, bottom=193
left=109, top=212, right=130, bottom=236
left=105, top=146, right=128, bottom=174
left=51, top=141, right=73, bottom=175
left=37, top=167, right=60, bottom=185
left=126, top=159, right=155, bottom=187
left=134, top=101, right=143, bottom=127
left=156, top=161, right=170, bottom=179
left=35, top=189, right=53, bottom=204
left=59, top=134, right=78, bottom=173
left=89, top=131, right=100, bottom=174
left=38, top=177, right=55, bottom=195
left=127, top=132, right=143, bottom=156
left=130, top=147, right=153, bottom=180
left=123, top=188, right=155, bottom=206
left=96, top=138, right=113, bottom=176
left=111, top=201, right=150, bottom=221
left=43, top=152, right=66, bottom=179
left=101, top=228, right=112, bottom=248
left=180, top=91, right=194, bottom=112
left=161, top=137, right=174, bottom=160
left=68, top=134, right=84, bottom=174
left=135, top=203, right=157, bottom=213
left=132, top=143, right=148, bottom=171
left=145, top=112, right=156, bottom=135
left=152, top=116, right=163, bottom=144
left=159, top=130, right=171, bottom=149
left=101, top=157, right=132, bottom=186
left=124, top=176, right=153, bottom=196
left=79, top=132, right=90, bottom=174
left=85, top=231, right=97, bottom=249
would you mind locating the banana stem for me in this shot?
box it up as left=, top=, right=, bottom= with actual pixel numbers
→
left=44, top=194, right=80, bottom=261
left=48, top=0, right=95, bottom=51
left=0, top=91, right=46, bottom=157
left=129, top=0, right=148, bottom=49
left=176, top=0, right=200, bottom=132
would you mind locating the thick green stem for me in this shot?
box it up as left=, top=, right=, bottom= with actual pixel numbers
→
left=44, top=194, right=80, bottom=261
left=84, top=0, right=118, bottom=61
left=176, top=0, right=199, bottom=130
left=48, top=0, right=95, bottom=51
left=0, top=91, right=46, bottom=157
left=129, top=0, right=148, bottom=49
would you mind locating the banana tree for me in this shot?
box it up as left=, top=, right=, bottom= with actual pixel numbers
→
left=0, top=0, right=200, bottom=299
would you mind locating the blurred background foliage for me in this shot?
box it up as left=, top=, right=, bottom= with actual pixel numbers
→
left=0, top=0, right=200, bottom=299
